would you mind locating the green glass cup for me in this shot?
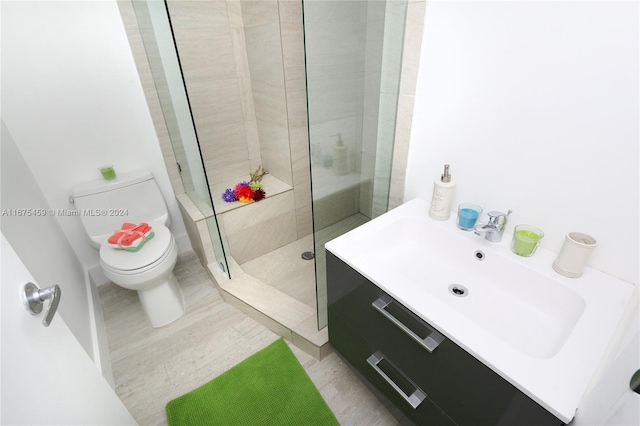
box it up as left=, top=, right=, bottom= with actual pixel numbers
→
left=511, top=225, right=544, bottom=257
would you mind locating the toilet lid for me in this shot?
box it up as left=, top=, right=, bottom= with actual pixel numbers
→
left=100, top=225, right=172, bottom=271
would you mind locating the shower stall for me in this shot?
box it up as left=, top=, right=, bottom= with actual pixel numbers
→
left=120, top=0, right=418, bottom=356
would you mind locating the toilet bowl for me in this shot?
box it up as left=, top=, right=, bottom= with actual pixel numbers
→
left=72, top=170, right=186, bottom=327
left=100, top=225, right=183, bottom=328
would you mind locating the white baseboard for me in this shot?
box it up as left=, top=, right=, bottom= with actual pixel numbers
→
left=85, top=270, right=115, bottom=389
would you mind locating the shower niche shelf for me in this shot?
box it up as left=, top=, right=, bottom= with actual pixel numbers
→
left=211, top=174, right=293, bottom=215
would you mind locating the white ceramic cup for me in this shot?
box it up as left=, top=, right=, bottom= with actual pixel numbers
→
left=552, top=232, right=598, bottom=278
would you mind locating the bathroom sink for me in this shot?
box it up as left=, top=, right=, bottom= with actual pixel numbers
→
left=325, top=197, right=634, bottom=423
left=370, top=217, right=586, bottom=359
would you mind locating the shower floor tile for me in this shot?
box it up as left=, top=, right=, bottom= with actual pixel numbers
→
left=240, top=234, right=316, bottom=309
left=238, top=213, right=370, bottom=314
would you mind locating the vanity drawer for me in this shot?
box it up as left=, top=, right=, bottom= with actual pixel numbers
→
left=327, top=252, right=563, bottom=426
left=329, top=308, right=457, bottom=426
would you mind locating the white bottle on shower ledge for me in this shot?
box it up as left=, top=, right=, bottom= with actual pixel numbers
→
left=332, top=133, right=349, bottom=176
left=428, top=164, right=456, bottom=221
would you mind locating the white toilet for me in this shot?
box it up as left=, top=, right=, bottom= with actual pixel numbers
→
left=72, top=170, right=184, bottom=327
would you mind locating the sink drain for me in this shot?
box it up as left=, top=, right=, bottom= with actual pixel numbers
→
left=448, top=284, right=468, bottom=297
left=301, top=251, right=315, bottom=260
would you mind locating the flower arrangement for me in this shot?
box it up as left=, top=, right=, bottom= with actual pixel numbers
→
left=222, top=166, right=268, bottom=204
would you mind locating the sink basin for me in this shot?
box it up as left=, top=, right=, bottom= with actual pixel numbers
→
left=370, top=217, right=586, bottom=359
left=325, top=197, right=634, bottom=423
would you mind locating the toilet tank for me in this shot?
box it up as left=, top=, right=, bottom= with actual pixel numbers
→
left=71, top=170, right=171, bottom=248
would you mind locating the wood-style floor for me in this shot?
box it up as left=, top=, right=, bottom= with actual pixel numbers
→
left=99, top=252, right=398, bottom=425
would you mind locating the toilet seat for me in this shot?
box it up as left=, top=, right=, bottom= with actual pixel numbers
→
left=100, top=225, right=173, bottom=273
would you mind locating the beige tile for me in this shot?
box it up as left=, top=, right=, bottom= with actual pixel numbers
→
left=240, top=0, right=279, bottom=27
left=301, top=1, right=362, bottom=24
left=285, top=77, right=308, bottom=130
left=166, top=1, right=229, bottom=29
left=244, top=120, right=261, bottom=162
left=389, top=93, right=415, bottom=210
left=290, top=126, right=312, bottom=237
left=177, top=198, right=206, bottom=266
left=188, top=78, right=245, bottom=128
left=284, top=64, right=306, bottom=81
left=200, top=122, right=249, bottom=170
left=278, top=0, right=302, bottom=24
left=280, top=22, right=305, bottom=77
left=244, top=23, right=286, bottom=85
left=313, top=188, right=360, bottom=231
left=121, top=26, right=184, bottom=195
left=173, top=27, right=237, bottom=83
left=223, top=271, right=314, bottom=330
left=291, top=132, right=311, bottom=182
left=252, top=79, right=289, bottom=128
left=306, top=75, right=360, bottom=125
left=226, top=0, right=244, bottom=28
left=387, top=1, right=423, bottom=210
left=240, top=235, right=315, bottom=308
left=295, top=201, right=313, bottom=238
left=223, top=291, right=294, bottom=340
left=230, top=28, right=251, bottom=80
left=222, top=191, right=297, bottom=263
left=249, top=157, right=264, bottom=174
left=399, top=0, right=426, bottom=97
left=116, top=0, right=138, bottom=30
left=293, top=312, right=329, bottom=347
left=237, top=77, right=257, bottom=122
left=257, top=120, right=292, bottom=185
left=212, top=173, right=292, bottom=215
left=207, top=162, right=252, bottom=189
left=176, top=193, right=205, bottom=221
left=196, top=219, right=217, bottom=265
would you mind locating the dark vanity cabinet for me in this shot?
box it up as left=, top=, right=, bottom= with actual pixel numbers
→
left=326, top=252, right=564, bottom=426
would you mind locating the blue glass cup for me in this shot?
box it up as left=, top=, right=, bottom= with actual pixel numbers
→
left=457, top=203, right=483, bottom=231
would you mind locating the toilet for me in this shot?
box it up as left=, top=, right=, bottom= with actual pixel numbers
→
left=72, top=170, right=184, bottom=327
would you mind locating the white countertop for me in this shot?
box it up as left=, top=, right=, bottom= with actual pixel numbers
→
left=325, top=198, right=635, bottom=423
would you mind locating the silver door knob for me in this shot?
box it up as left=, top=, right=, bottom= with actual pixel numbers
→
left=22, top=282, right=61, bottom=327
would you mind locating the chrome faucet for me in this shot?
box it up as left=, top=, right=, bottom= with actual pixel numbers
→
left=474, top=210, right=512, bottom=242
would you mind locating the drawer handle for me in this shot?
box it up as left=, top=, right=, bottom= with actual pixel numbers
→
left=372, top=295, right=445, bottom=352
left=367, top=351, right=426, bottom=409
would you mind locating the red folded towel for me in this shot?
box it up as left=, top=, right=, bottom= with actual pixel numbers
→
left=108, top=223, right=152, bottom=248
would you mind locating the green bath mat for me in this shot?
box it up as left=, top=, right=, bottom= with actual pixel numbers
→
left=165, top=338, right=339, bottom=426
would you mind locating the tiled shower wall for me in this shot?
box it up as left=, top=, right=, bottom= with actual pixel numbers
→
left=118, top=0, right=424, bottom=266
left=304, top=1, right=365, bottom=230
left=243, top=1, right=292, bottom=186
left=167, top=0, right=262, bottom=186
left=166, top=0, right=313, bottom=263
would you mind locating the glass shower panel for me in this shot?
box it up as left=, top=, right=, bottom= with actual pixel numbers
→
left=132, top=0, right=231, bottom=278
left=370, top=0, right=407, bottom=219
left=303, top=0, right=408, bottom=328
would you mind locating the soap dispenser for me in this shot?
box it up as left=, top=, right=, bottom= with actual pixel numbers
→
left=331, top=133, right=349, bottom=176
left=428, top=164, right=456, bottom=220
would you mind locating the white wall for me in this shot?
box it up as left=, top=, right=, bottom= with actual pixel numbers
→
left=1, top=121, right=94, bottom=359
left=405, top=1, right=639, bottom=285
left=574, top=291, right=639, bottom=426
left=1, top=0, right=190, bottom=273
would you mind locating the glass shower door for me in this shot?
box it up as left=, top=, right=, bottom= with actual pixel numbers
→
left=303, top=0, right=408, bottom=328
left=132, top=0, right=231, bottom=278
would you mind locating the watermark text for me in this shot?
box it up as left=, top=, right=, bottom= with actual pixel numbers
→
left=1, top=208, right=129, bottom=217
